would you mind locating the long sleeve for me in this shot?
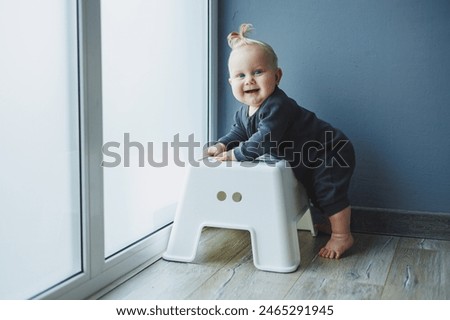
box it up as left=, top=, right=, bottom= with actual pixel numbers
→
left=234, top=102, right=292, bottom=160
left=217, top=108, right=248, bottom=150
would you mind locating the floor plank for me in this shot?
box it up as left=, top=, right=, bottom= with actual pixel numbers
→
left=381, top=247, right=443, bottom=299
left=187, top=231, right=328, bottom=300
left=396, top=237, right=450, bottom=252
left=284, top=277, right=384, bottom=300
left=100, top=229, right=450, bottom=300
left=440, top=250, right=450, bottom=299
left=387, top=237, right=450, bottom=299
left=101, top=228, right=248, bottom=300
left=285, top=234, right=398, bottom=299
left=291, top=234, right=398, bottom=286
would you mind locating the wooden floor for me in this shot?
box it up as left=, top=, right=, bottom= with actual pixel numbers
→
left=100, top=228, right=450, bottom=300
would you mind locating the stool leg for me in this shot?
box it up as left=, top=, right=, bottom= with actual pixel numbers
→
left=297, top=208, right=318, bottom=237
left=250, top=221, right=300, bottom=273
left=163, top=211, right=203, bottom=262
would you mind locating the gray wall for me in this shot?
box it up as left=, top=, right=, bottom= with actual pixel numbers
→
left=217, top=0, right=450, bottom=214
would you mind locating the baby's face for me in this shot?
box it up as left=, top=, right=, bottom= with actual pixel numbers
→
left=228, top=45, right=281, bottom=109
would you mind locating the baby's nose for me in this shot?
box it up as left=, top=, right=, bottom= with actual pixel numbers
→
left=245, top=74, right=255, bottom=84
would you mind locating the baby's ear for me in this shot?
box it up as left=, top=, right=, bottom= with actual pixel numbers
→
left=228, top=78, right=232, bottom=85
left=275, top=68, right=283, bottom=84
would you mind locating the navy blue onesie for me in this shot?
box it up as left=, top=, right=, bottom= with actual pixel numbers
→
left=218, top=87, right=355, bottom=216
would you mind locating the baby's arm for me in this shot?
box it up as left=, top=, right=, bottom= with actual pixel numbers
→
left=205, top=108, right=248, bottom=160
left=232, top=102, right=291, bottom=161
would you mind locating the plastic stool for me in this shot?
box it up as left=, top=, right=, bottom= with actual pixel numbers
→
left=163, top=158, right=317, bottom=273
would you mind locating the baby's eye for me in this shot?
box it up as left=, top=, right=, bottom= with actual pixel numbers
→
left=236, top=73, right=245, bottom=79
left=253, top=69, right=263, bottom=76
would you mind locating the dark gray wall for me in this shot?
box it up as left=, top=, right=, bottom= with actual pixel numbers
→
left=217, top=0, right=450, bottom=214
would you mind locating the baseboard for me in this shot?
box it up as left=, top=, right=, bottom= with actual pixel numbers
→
left=350, top=206, right=450, bottom=241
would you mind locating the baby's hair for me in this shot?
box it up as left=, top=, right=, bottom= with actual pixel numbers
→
left=227, top=23, right=279, bottom=70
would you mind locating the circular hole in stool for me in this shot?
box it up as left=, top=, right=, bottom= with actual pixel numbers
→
left=232, top=192, right=242, bottom=202
left=217, top=191, right=227, bottom=201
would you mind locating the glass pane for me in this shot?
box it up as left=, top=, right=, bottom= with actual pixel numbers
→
left=0, top=0, right=81, bottom=299
left=101, top=0, right=207, bottom=257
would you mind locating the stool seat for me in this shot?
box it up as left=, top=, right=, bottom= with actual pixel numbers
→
left=163, top=158, right=316, bottom=273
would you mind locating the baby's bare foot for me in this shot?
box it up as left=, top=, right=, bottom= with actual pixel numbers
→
left=318, top=233, right=354, bottom=259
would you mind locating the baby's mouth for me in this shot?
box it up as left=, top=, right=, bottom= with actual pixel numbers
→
left=244, top=88, right=260, bottom=94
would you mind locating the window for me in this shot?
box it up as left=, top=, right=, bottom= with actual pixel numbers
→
left=101, top=0, right=208, bottom=258
left=0, top=0, right=212, bottom=299
left=0, top=0, right=81, bottom=299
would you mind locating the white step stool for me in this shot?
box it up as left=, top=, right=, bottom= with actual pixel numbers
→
left=163, top=158, right=317, bottom=273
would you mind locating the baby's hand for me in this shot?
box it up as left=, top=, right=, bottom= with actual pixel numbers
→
left=214, top=150, right=235, bottom=161
left=206, top=143, right=226, bottom=157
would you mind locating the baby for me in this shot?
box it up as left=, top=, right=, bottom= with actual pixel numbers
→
left=207, top=24, right=356, bottom=259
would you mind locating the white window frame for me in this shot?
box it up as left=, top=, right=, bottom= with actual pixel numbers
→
left=34, top=0, right=217, bottom=300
